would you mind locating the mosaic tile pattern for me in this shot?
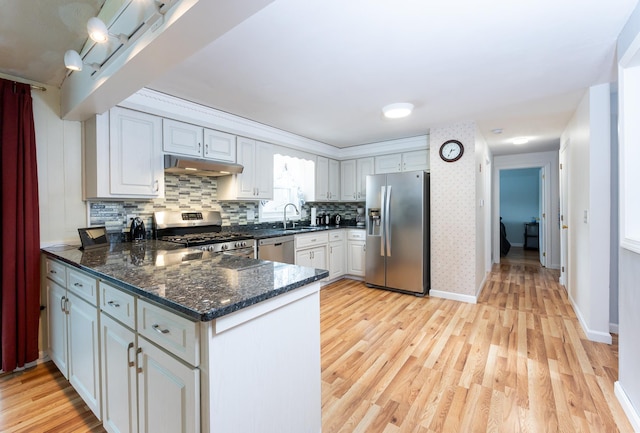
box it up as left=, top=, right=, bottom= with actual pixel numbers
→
left=89, top=174, right=364, bottom=234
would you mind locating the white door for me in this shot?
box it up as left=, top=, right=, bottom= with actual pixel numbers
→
left=137, top=338, right=200, bottom=433
left=329, top=242, right=345, bottom=279
left=162, top=119, right=203, bottom=157
left=316, top=156, right=329, bottom=200
left=255, top=141, right=273, bottom=199
left=203, top=129, right=235, bottom=162
left=356, top=158, right=374, bottom=200
left=67, top=291, right=101, bottom=419
left=347, top=241, right=366, bottom=276
left=559, top=145, right=569, bottom=287
left=235, top=137, right=256, bottom=198
left=47, top=280, right=68, bottom=378
left=101, top=313, right=138, bottom=433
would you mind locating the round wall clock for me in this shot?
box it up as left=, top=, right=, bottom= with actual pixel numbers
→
left=439, top=139, right=464, bottom=162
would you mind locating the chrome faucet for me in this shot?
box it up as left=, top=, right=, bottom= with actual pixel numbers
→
left=283, top=203, right=299, bottom=229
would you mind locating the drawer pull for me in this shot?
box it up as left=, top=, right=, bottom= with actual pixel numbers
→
left=50, top=269, right=57, bottom=274
left=136, top=347, right=143, bottom=373
left=73, top=282, right=83, bottom=287
left=152, top=324, right=170, bottom=334
left=107, top=300, right=121, bottom=308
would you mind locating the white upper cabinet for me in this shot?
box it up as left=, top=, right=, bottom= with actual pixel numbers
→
left=163, top=119, right=236, bottom=162
left=217, top=137, right=273, bottom=200
left=85, top=107, right=164, bottom=199
left=375, top=150, right=429, bottom=173
left=315, top=156, right=340, bottom=201
left=341, top=157, right=373, bottom=201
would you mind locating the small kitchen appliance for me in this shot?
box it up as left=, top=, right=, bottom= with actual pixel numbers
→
left=130, top=217, right=146, bottom=241
left=356, top=207, right=365, bottom=227
left=333, top=214, right=342, bottom=225
left=154, top=210, right=255, bottom=258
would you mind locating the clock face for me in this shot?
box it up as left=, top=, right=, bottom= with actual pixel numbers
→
left=439, top=140, right=464, bottom=162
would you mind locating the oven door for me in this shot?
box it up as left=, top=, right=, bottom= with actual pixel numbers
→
left=222, top=247, right=256, bottom=259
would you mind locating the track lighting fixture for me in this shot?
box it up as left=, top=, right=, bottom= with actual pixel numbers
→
left=64, top=50, right=101, bottom=72
left=87, top=17, right=129, bottom=44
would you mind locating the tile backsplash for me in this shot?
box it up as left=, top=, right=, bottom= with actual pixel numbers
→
left=89, top=174, right=363, bottom=235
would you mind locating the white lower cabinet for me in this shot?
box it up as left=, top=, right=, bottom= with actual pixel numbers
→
left=100, top=285, right=200, bottom=433
left=347, top=230, right=366, bottom=277
left=45, top=259, right=101, bottom=420
left=329, top=230, right=345, bottom=279
left=295, top=232, right=329, bottom=270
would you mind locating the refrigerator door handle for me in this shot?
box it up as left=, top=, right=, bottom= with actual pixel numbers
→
left=385, top=185, right=392, bottom=256
left=380, top=186, right=386, bottom=257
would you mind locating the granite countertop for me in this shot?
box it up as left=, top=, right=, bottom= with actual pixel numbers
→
left=42, top=240, right=328, bottom=322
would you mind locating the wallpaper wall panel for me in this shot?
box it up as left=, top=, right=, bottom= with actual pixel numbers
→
left=430, top=121, right=477, bottom=296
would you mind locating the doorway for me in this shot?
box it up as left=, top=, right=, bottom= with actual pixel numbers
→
left=499, top=168, right=544, bottom=265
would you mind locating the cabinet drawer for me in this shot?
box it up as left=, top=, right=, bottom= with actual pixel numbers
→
left=45, top=258, right=67, bottom=287
left=347, top=229, right=366, bottom=241
left=100, top=282, right=136, bottom=329
left=67, top=269, right=98, bottom=306
left=328, top=230, right=345, bottom=242
left=295, top=232, right=329, bottom=249
left=137, top=299, right=199, bottom=366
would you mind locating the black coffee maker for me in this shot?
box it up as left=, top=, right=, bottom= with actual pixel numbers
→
left=130, top=217, right=146, bottom=241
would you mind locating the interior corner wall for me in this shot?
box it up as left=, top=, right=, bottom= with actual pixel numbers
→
left=474, top=128, right=491, bottom=294
left=429, top=121, right=477, bottom=300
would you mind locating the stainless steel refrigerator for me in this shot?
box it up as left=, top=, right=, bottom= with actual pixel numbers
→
left=365, top=171, right=430, bottom=295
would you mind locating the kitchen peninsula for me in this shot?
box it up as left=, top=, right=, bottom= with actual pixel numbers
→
left=42, top=240, right=327, bottom=433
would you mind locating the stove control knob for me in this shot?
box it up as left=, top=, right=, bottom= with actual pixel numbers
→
left=221, top=244, right=228, bottom=251
left=208, top=245, right=215, bottom=252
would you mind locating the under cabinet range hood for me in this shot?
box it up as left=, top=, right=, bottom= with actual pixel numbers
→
left=164, top=155, right=244, bottom=177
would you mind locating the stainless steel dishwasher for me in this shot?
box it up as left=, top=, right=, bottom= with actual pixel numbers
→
left=258, top=235, right=295, bottom=264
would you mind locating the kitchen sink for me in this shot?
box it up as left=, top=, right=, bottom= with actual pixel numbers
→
left=285, top=226, right=317, bottom=231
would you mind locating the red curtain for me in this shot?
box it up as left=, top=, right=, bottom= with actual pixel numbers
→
left=0, top=78, right=41, bottom=372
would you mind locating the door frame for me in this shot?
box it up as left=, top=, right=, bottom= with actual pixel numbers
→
left=492, top=151, right=559, bottom=268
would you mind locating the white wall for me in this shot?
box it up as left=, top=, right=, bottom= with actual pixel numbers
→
left=32, top=86, right=87, bottom=246
left=560, top=83, right=612, bottom=344
left=615, top=2, right=640, bottom=429
left=475, top=128, right=491, bottom=295
left=500, top=168, right=541, bottom=245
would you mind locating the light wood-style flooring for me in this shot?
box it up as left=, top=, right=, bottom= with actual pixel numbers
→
left=0, top=249, right=632, bottom=432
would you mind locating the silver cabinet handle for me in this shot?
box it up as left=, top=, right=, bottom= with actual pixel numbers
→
left=136, top=347, right=143, bottom=373
left=73, top=282, right=83, bottom=287
left=152, top=324, right=170, bottom=334
left=205, top=143, right=209, bottom=155
left=127, top=342, right=135, bottom=367
left=198, top=142, right=202, bottom=152
left=60, top=295, right=67, bottom=312
left=50, top=269, right=57, bottom=274
left=154, top=180, right=159, bottom=192
left=107, top=300, right=121, bottom=308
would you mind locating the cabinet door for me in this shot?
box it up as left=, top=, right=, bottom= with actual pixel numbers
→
left=328, top=159, right=340, bottom=201
left=101, top=313, right=137, bottom=433
left=67, top=291, right=101, bottom=419
left=295, top=249, right=314, bottom=268
left=109, top=107, right=164, bottom=197
left=375, top=154, right=402, bottom=174
left=254, top=141, right=273, bottom=199
left=340, top=159, right=357, bottom=201
left=402, top=150, right=429, bottom=172
left=347, top=241, right=366, bottom=276
left=162, top=119, right=203, bottom=157
left=235, top=137, right=257, bottom=198
left=311, top=246, right=327, bottom=270
left=329, top=241, right=345, bottom=279
left=137, top=338, right=200, bottom=433
left=356, top=158, right=374, bottom=200
left=47, top=280, right=68, bottom=378
left=315, top=156, right=329, bottom=201
left=203, top=129, right=236, bottom=162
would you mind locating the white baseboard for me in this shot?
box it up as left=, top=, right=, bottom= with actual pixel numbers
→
left=610, top=322, right=619, bottom=334
left=569, top=293, right=612, bottom=344
left=615, top=381, right=640, bottom=432
left=429, top=289, right=477, bottom=304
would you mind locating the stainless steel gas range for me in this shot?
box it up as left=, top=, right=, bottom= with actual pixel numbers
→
left=153, top=210, right=255, bottom=258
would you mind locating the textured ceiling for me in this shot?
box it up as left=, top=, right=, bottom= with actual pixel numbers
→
left=0, top=0, right=638, bottom=153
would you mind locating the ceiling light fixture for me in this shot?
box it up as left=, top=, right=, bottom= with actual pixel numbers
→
left=64, top=50, right=101, bottom=72
left=87, top=17, right=129, bottom=44
left=512, top=137, right=530, bottom=145
left=491, top=128, right=503, bottom=134
left=382, top=103, right=414, bottom=119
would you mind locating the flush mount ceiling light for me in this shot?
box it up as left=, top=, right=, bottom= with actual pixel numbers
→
left=491, top=128, right=503, bottom=134
left=64, top=50, right=100, bottom=72
left=512, top=137, right=530, bottom=145
left=382, top=103, right=414, bottom=119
